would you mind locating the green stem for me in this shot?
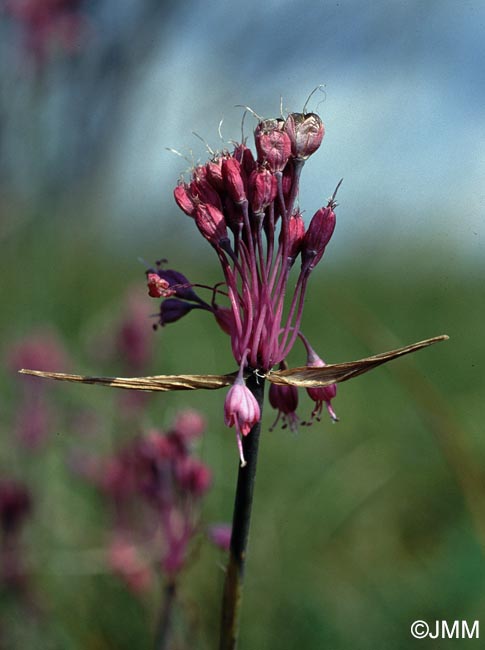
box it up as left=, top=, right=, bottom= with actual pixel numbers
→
left=219, top=372, right=265, bottom=650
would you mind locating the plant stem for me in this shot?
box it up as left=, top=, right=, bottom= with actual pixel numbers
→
left=155, top=579, right=176, bottom=650
left=219, top=372, right=265, bottom=650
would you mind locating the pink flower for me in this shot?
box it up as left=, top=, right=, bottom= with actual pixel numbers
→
left=108, top=536, right=152, bottom=594
left=299, top=333, right=338, bottom=423
left=208, top=523, right=232, bottom=552
left=172, top=409, right=206, bottom=442
left=9, top=329, right=68, bottom=448
left=175, top=457, right=212, bottom=497
left=269, top=376, right=300, bottom=433
left=76, top=416, right=213, bottom=582
left=224, top=368, right=261, bottom=466
left=116, top=291, right=154, bottom=372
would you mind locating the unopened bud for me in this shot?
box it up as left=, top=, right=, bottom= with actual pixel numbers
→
left=249, top=167, right=277, bottom=214
left=194, top=203, right=229, bottom=248
left=206, top=157, right=225, bottom=192
left=301, top=206, right=336, bottom=271
left=176, top=457, right=212, bottom=496
left=191, top=165, right=222, bottom=209
left=232, top=143, right=256, bottom=175
left=254, top=119, right=292, bottom=172
left=172, top=409, right=206, bottom=441
left=174, top=184, right=196, bottom=216
left=212, top=304, right=236, bottom=336
left=222, top=157, right=246, bottom=204
left=159, top=299, right=197, bottom=325
left=284, top=211, right=306, bottom=263
left=284, top=112, right=324, bottom=160
left=207, top=523, right=232, bottom=551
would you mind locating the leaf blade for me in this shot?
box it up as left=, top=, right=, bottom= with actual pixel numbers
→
left=265, top=335, right=449, bottom=387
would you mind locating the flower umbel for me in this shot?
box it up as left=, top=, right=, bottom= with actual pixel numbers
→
left=157, top=108, right=335, bottom=374
left=147, top=106, right=343, bottom=450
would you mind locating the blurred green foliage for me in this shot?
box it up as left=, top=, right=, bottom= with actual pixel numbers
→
left=1, top=212, right=483, bottom=650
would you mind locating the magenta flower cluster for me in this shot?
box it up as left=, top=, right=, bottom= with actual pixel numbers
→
left=147, top=109, right=339, bottom=463
left=74, top=410, right=211, bottom=590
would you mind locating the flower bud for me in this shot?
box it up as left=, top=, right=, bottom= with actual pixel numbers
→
left=301, top=206, right=336, bottom=271
left=212, top=304, right=236, bottom=336
left=207, top=523, right=232, bottom=551
left=108, top=537, right=152, bottom=594
left=175, top=457, right=212, bottom=496
left=172, top=409, right=206, bottom=441
left=284, top=112, right=324, bottom=160
left=269, top=382, right=300, bottom=432
left=232, top=143, right=256, bottom=175
left=206, top=157, right=225, bottom=192
left=283, top=211, right=306, bottom=263
left=190, top=165, right=222, bottom=209
left=159, top=299, right=197, bottom=325
left=249, top=167, right=277, bottom=214
left=194, top=203, right=229, bottom=248
left=303, top=342, right=338, bottom=422
left=174, top=183, right=196, bottom=216
left=254, top=119, right=292, bottom=172
left=222, top=157, right=246, bottom=204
